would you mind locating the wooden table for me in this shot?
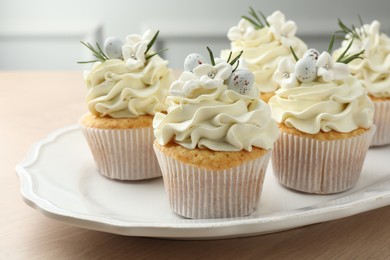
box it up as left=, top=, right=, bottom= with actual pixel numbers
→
left=1, top=71, right=390, bottom=259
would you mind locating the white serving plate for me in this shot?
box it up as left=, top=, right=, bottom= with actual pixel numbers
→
left=16, top=125, right=390, bottom=239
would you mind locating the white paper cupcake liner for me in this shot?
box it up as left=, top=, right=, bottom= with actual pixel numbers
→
left=272, top=127, right=375, bottom=194
left=371, top=100, right=390, bottom=146
left=153, top=144, right=271, bottom=219
left=81, top=125, right=161, bottom=180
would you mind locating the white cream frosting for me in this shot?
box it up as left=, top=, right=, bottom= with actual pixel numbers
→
left=85, top=56, right=171, bottom=118
left=153, top=62, right=279, bottom=152
left=269, top=76, right=374, bottom=134
left=224, top=11, right=307, bottom=93
left=333, top=20, right=390, bottom=98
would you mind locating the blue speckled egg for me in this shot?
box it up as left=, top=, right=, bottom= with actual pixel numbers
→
left=303, top=49, right=320, bottom=61
left=104, top=37, right=123, bottom=59
left=294, top=58, right=317, bottom=83
left=227, top=69, right=254, bottom=95
left=184, top=53, right=205, bottom=72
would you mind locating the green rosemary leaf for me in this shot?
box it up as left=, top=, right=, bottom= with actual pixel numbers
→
left=96, top=42, right=109, bottom=60
left=351, top=24, right=359, bottom=37
left=327, top=34, right=336, bottom=53
left=92, top=53, right=102, bottom=60
left=338, top=19, right=353, bottom=34
left=206, top=46, right=216, bottom=66
left=232, top=59, right=240, bottom=72
left=341, top=50, right=365, bottom=64
left=145, top=48, right=168, bottom=60
left=343, top=56, right=364, bottom=64
left=79, top=40, right=109, bottom=63
left=358, top=15, right=364, bottom=27
left=242, top=15, right=261, bottom=30
left=259, top=11, right=269, bottom=27
left=358, top=15, right=367, bottom=37
left=249, top=6, right=264, bottom=28
left=229, top=50, right=243, bottom=66
left=337, top=38, right=354, bottom=62
left=338, top=19, right=360, bottom=39
left=226, top=51, right=233, bottom=63
left=87, top=43, right=101, bottom=57
left=290, top=46, right=299, bottom=61
left=80, top=41, right=95, bottom=54
left=77, top=60, right=100, bottom=64
left=145, top=30, right=160, bottom=55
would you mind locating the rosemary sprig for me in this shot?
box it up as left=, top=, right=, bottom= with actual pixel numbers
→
left=336, top=38, right=365, bottom=64
left=77, top=41, right=109, bottom=64
left=340, top=50, right=365, bottom=64
left=338, top=18, right=361, bottom=40
left=144, top=30, right=168, bottom=60
left=206, top=46, right=216, bottom=66
left=229, top=50, right=243, bottom=66
left=248, top=6, right=264, bottom=28
left=145, top=31, right=159, bottom=55
left=358, top=15, right=367, bottom=37
left=290, top=46, right=299, bottom=61
left=226, top=51, right=233, bottom=63
left=224, top=50, right=243, bottom=72
left=242, top=6, right=269, bottom=30
left=259, top=11, right=270, bottom=27
left=145, top=48, right=168, bottom=60
left=96, top=42, right=109, bottom=60
left=232, top=60, right=240, bottom=72
left=242, top=15, right=262, bottom=30
left=206, top=47, right=242, bottom=72
left=327, top=34, right=336, bottom=53
left=77, top=60, right=100, bottom=64
left=336, top=38, right=354, bottom=62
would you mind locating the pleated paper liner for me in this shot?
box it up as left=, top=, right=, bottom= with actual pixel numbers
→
left=371, top=100, right=390, bottom=146
left=81, top=125, right=161, bottom=180
left=272, top=127, right=375, bottom=194
left=154, top=144, right=272, bottom=219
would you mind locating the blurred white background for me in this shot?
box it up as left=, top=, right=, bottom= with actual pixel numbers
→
left=1, top=0, right=389, bottom=70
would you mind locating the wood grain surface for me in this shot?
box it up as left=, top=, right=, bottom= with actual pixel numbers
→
left=1, top=72, right=390, bottom=259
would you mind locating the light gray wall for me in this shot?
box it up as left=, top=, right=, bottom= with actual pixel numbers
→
left=1, top=0, right=389, bottom=70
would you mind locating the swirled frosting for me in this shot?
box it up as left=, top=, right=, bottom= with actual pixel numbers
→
left=84, top=55, right=171, bottom=118
left=333, top=21, right=390, bottom=98
left=269, top=76, right=374, bottom=134
left=223, top=11, right=307, bottom=93
left=153, top=62, right=279, bottom=152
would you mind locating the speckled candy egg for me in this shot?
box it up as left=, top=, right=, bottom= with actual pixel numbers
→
left=104, top=37, right=123, bottom=59
left=227, top=69, right=254, bottom=95
left=303, top=49, right=320, bottom=61
left=184, top=53, right=205, bottom=72
left=294, top=58, right=317, bottom=83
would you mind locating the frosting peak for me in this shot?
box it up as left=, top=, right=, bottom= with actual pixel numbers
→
left=269, top=76, right=374, bottom=134
left=154, top=54, right=279, bottom=152
left=333, top=20, right=390, bottom=98
left=224, top=10, right=307, bottom=93
left=83, top=30, right=172, bottom=118
left=270, top=45, right=373, bottom=134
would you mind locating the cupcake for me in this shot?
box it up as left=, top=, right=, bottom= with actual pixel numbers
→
left=269, top=41, right=375, bottom=194
left=222, top=8, right=307, bottom=102
left=79, top=30, right=172, bottom=180
left=333, top=19, right=390, bottom=146
left=153, top=48, right=279, bottom=218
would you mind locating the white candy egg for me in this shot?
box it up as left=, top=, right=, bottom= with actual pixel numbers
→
left=303, top=48, right=320, bottom=61
left=227, top=69, right=254, bottom=95
left=184, top=53, right=205, bottom=72
left=104, top=37, right=123, bottom=59
left=294, top=58, right=317, bottom=83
